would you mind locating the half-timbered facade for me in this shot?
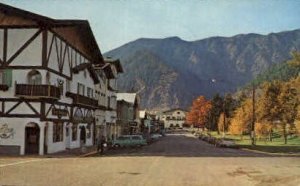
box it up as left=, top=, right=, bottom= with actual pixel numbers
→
left=94, top=59, right=123, bottom=142
left=0, top=4, right=105, bottom=155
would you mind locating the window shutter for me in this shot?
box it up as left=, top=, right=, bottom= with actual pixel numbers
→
left=4, top=69, right=12, bottom=87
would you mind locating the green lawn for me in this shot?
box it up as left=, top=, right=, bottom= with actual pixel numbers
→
left=207, top=131, right=300, bottom=154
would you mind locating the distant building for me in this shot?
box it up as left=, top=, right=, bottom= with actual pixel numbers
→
left=116, top=93, right=140, bottom=135
left=140, top=110, right=164, bottom=134
left=159, top=108, right=187, bottom=129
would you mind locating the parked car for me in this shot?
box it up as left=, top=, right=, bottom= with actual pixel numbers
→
left=215, top=139, right=238, bottom=148
left=208, top=137, right=217, bottom=144
left=112, top=135, right=147, bottom=148
left=150, top=133, right=162, bottom=140
left=202, top=135, right=210, bottom=141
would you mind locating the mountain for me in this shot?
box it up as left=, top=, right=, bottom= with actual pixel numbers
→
left=104, top=29, right=300, bottom=110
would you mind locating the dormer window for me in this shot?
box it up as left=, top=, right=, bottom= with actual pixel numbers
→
left=87, top=87, right=94, bottom=98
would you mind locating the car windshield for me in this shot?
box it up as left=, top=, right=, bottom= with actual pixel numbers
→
left=117, top=136, right=130, bottom=140
left=132, top=136, right=141, bottom=140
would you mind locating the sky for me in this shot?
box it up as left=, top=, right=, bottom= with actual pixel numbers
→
left=1, top=0, right=300, bottom=53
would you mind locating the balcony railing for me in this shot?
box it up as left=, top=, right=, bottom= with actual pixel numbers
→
left=15, top=84, right=61, bottom=99
left=66, top=92, right=98, bottom=108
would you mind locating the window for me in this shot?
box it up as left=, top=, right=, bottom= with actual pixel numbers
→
left=107, top=96, right=111, bottom=108
left=87, top=87, right=94, bottom=98
left=57, top=79, right=64, bottom=95
left=72, top=124, right=78, bottom=141
left=66, top=126, right=69, bottom=136
left=53, top=122, right=63, bottom=142
left=27, top=70, right=42, bottom=85
left=132, top=136, right=141, bottom=140
left=95, top=91, right=100, bottom=100
left=77, top=83, right=85, bottom=95
left=73, top=108, right=84, bottom=123
left=86, top=124, right=91, bottom=138
left=117, top=136, right=130, bottom=140
left=0, top=71, right=3, bottom=84
left=0, top=69, right=12, bottom=87
left=46, top=72, right=50, bottom=85
left=83, top=70, right=87, bottom=78
left=66, top=80, right=71, bottom=92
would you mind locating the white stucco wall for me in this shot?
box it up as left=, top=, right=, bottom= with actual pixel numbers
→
left=0, top=28, right=97, bottom=155
left=0, top=118, right=45, bottom=155
left=161, top=110, right=187, bottom=128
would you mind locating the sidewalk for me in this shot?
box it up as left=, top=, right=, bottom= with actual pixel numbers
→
left=45, top=145, right=98, bottom=158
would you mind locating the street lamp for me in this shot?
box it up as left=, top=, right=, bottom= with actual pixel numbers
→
left=210, top=78, right=224, bottom=136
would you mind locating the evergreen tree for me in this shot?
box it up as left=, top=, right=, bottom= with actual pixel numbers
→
left=209, top=94, right=223, bottom=132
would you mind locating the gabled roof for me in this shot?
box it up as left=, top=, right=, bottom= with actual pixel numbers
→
left=117, top=93, right=137, bottom=105
left=72, top=63, right=99, bottom=84
left=72, top=63, right=91, bottom=73
left=163, top=108, right=188, bottom=114
left=105, top=58, right=124, bottom=73
left=0, top=3, right=104, bottom=65
left=99, top=63, right=115, bottom=79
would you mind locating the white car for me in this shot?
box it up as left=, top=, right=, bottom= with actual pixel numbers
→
left=150, top=133, right=162, bottom=140
left=215, top=139, right=238, bottom=148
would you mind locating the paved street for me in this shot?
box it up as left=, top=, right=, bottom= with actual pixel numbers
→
left=1, top=133, right=299, bottom=186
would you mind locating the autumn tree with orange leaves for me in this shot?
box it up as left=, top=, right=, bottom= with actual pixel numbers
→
left=186, top=96, right=212, bottom=128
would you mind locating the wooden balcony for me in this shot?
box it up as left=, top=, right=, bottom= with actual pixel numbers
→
left=66, top=92, right=98, bottom=108
left=15, top=84, right=61, bottom=99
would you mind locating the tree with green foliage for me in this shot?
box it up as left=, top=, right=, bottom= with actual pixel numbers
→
left=277, top=82, right=299, bottom=144
left=256, top=81, right=281, bottom=141
left=208, top=94, right=223, bottom=132
left=287, top=51, right=300, bottom=69
left=224, top=93, right=236, bottom=120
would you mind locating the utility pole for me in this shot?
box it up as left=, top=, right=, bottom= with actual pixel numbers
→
left=251, top=83, right=256, bottom=146
left=223, top=99, right=226, bottom=138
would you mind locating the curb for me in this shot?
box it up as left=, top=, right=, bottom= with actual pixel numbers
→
left=241, top=148, right=300, bottom=157
left=79, top=150, right=98, bottom=157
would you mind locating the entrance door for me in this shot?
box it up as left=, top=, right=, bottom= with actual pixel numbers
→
left=80, top=126, right=86, bottom=145
left=25, top=123, right=40, bottom=154
left=65, top=125, right=71, bottom=149
left=44, top=126, right=47, bottom=154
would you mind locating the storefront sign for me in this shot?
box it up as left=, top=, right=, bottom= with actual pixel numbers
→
left=0, top=124, right=14, bottom=139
